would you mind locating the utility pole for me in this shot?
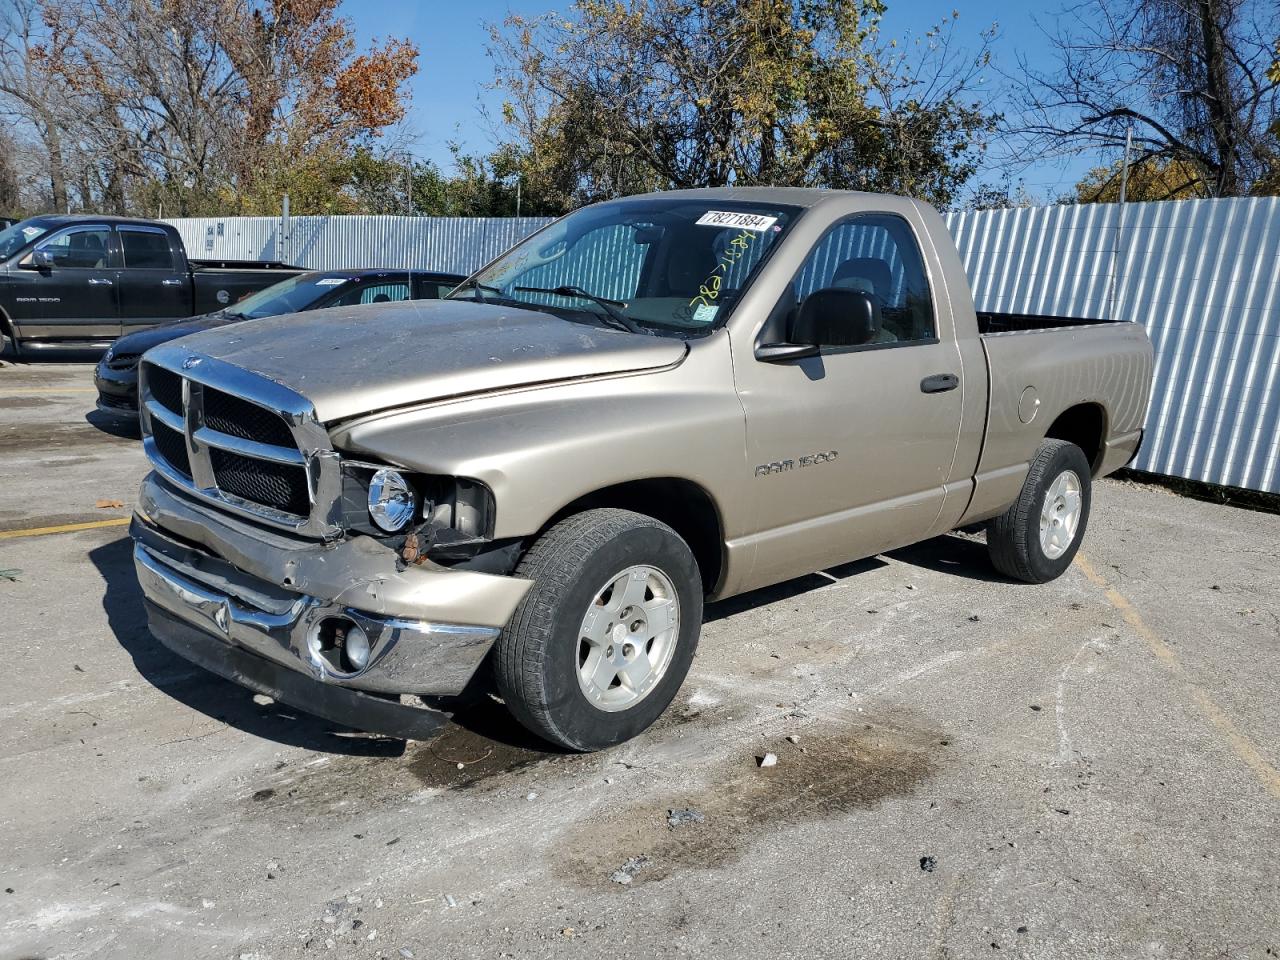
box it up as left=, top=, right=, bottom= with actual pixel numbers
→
left=281, top=193, right=291, bottom=264
left=1107, top=125, right=1133, bottom=321
left=1118, top=125, right=1133, bottom=205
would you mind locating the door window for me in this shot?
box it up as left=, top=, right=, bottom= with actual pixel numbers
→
left=786, top=214, right=935, bottom=346
left=35, top=227, right=112, bottom=269
left=415, top=278, right=458, bottom=299
left=120, top=229, right=176, bottom=270
left=332, top=281, right=411, bottom=306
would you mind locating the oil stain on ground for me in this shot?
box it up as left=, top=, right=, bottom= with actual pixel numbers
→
left=556, top=715, right=943, bottom=888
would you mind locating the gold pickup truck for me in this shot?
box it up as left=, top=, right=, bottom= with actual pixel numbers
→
left=129, top=188, right=1153, bottom=750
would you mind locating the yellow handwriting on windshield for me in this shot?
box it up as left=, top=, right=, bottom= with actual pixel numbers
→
left=689, top=230, right=757, bottom=309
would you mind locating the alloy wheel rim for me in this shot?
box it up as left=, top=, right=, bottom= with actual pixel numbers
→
left=576, top=564, right=681, bottom=712
left=1039, top=469, right=1083, bottom=560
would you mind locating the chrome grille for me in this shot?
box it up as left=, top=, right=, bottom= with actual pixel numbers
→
left=138, top=347, right=343, bottom=539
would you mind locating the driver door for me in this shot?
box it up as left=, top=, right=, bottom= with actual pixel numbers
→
left=11, top=224, right=120, bottom=342
left=733, top=213, right=965, bottom=589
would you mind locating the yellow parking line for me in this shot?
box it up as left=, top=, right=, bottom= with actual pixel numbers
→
left=0, top=387, right=98, bottom=395
left=1075, top=552, right=1280, bottom=801
left=0, top=517, right=130, bottom=540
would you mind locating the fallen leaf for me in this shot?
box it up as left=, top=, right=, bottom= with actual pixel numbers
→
left=95, top=499, right=125, bottom=509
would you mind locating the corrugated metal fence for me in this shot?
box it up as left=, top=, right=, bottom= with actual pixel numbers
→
left=167, top=214, right=552, bottom=275
left=944, top=198, right=1280, bottom=494
left=166, top=199, right=1280, bottom=493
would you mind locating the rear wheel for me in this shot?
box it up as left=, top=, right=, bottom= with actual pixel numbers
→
left=988, top=439, right=1092, bottom=584
left=493, top=508, right=703, bottom=751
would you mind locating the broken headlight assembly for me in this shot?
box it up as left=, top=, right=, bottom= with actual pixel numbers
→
left=339, top=460, right=498, bottom=565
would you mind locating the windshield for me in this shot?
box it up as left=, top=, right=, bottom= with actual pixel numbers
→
left=0, top=219, right=51, bottom=260
left=225, top=273, right=357, bottom=319
left=448, top=198, right=800, bottom=336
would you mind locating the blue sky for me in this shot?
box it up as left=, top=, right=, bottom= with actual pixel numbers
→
left=345, top=0, right=1106, bottom=202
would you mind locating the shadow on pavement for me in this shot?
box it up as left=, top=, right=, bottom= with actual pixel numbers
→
left=87, top=527, right=1008, bottom=759
left=888, top=532, right=1016, bottom=584
left=85, top=409, right=141, bottom=439
left=705, top=556, right=886, bottom=622
left=88, top=535, right=408, bottom=757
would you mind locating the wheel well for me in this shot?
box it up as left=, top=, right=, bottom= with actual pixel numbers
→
left=0, top=307, right=16, bottom=354
left=544, top=479, right=725, bottom=595
left=1045, top=403, right=1106, bottom=474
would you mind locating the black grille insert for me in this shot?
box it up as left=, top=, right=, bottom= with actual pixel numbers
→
left=203, top=387, right=295, bottom=448
left=146, top=364, right=183, bottom=415
left=151, top=420, right=191, bottom=478
left=210, top=448, right=310, bottom=516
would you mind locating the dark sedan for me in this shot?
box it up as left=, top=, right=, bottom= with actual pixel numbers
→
left=94, top=268, right=464, bottom=416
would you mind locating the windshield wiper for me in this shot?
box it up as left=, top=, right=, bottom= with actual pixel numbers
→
left=451, top=278, right=506, bottom=300
left=515, top=285, right=647, bottom=335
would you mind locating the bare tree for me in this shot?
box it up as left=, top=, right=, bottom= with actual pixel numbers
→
left=1010, top=0, right=1280, bottom=197
left=0, top=0, right=74, bottom=211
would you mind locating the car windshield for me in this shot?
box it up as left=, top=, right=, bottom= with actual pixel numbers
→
left=225, top=273, right=356, bottom=319
left=0, top=219, right=51, bottom=260
left=448, top=198, right=800, bottom=336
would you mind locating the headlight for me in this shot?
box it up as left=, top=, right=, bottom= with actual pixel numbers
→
left=368, top=468, right=416, bottom=533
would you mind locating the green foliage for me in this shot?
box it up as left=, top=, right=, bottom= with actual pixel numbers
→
left=485, top=0, right=999, bottom=212
left=1075, top=158, right=1210, bottom=203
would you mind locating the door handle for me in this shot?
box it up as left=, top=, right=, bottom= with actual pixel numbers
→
left=920, top=373, right=959, bottom=393
left=87, top=278, right=113, bottom=286
left=161, top=278, right=182, bottom=286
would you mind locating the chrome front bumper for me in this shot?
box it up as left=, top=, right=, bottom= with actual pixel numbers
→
left=134, top=540, right=500, bottom=696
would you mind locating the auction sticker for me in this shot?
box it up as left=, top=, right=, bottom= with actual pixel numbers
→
left=695, top=210, right=778, bottom=232
left=315, top=278, right=346, bottom=285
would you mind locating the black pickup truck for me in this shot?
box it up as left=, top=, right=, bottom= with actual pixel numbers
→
left=0, top=215, right=302, bottom=355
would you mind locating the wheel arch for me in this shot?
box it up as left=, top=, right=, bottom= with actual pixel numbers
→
left=539, top=477, right=726, bottom=596
left=1043, top=402, right=1108, bottom=476
left=0, top=305, right=18, bottom=357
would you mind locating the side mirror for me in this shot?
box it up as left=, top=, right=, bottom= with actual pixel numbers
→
left=791, top=288, right=881, bottom=348
left=21, top=249, right=54, bottom=271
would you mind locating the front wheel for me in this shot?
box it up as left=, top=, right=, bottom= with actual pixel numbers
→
left=493, top=508, right=703, bottom=751
left=988, top=439, right=1092, bottom=584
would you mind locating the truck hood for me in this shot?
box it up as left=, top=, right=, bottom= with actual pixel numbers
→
left=172, top=299, right=688, bottom=422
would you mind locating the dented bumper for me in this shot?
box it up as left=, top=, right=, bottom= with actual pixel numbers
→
left=132, top=472, right=532, bottom=698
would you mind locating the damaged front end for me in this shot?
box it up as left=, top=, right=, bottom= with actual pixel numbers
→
left=129, top=345, right=532, bottom=736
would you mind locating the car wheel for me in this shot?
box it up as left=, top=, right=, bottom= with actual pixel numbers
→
left=493, top=508, right=703, bottom=751
left=988, top=438, right=1092, bottom=584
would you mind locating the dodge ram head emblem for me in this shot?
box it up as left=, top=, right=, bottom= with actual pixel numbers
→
left=755, top=451, right=838, bottom=477
left=181, top=355, right=202, bottom=370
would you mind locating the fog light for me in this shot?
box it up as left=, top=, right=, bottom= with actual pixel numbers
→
left=308, top=617, right=372, bottom=675
left=344, top=623, right=371, bottom=671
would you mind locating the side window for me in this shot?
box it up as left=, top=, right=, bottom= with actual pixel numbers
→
left=120, top=230, right=176, bottom=270
left=35, top=227, right=112, bottom=269
left=416, top=279, right=456, bottom=300
left=789, top=214, right=935, bottom=347
left=331, top=281, right=411, bottom=306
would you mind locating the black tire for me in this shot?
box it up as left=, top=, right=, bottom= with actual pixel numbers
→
left=988, top=439, right=1092, bottom=584
left=493, top=508, right=703, bottom=751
